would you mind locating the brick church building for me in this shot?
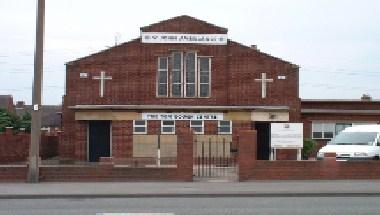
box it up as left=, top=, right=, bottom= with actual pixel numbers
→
left=61, top=15, right=380, bottom=163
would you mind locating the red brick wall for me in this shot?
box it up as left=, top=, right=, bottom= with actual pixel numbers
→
left=176, top=128, right=194, bottom=181
left=112, top=121, right=133, bottom=158
left=61, top=16, right=301, bottom=160
left=248, top=160, right=380, bottom=180
left=39, top=166, right=184, bottom=182
left=238, top=130, right=257, bottom=181
left=38, top=129, right=193, bottom=182
left=0, top=129, right=59, bottom=163
left=0, top=166, right=27, bottom=182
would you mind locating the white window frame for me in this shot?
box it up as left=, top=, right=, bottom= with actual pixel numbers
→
left=312, top=122, right=335, bottom=139
left=161, top=120, right=175, bottom=134
left=218, top=120, right=232, bottom=134
left=171, top=52, right=183, bottom=97
left=190, top=120, right=204, bottom=134
left=198, top=57, right=211, bottom=98
left=184, top=52, right=197, bottom=98
left=156, top=57, right=168, bottom=97
left=133, top=120, right=147, bottom=134
left=312, top=121, right=379, bottom=140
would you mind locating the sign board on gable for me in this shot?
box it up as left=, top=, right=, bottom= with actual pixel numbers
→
left=141, top=32, right=228, bottom=45
left=270, top=123, right=303, bottom=148
left=142, top=113, right=223, bottom=121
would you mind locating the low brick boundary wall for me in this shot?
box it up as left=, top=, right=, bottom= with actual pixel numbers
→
left=0, top=128, right=59, bottom=163
left=0, top=130, right=194, bottom=182
left=249, top=160, right=380, bottom=180
left=39, top=166, right=184, bottom=182
left=0, top=166, right=27, bottom=182
left=238, top=129, right=380, bottom=181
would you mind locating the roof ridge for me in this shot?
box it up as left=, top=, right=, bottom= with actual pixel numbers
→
left=66, top=38, right=140, bottom=65
left=140, top=15, right=228, bottom=33
left=228, top=40, right=297, bottom=66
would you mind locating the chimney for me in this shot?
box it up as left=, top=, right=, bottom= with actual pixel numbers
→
left=250, top=45, right=259, bottom=51
left=361, top=94, right=372, bottom=101
left=16, top=101, right=25, bottom=108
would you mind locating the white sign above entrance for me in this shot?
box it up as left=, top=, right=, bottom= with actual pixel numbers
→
left=142, top=113, right=224, bottom=121
left=270, top=123, right=303, bottom=149
left=141, top=32, right=228, bottom=45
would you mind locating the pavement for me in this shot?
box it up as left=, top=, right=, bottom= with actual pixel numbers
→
left=1, top=180, right=380, bottom=199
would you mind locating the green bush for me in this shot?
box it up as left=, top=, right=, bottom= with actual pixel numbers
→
left=0, top=109, right=31, bottom=133
left=303, top=138, right=316, bottom=159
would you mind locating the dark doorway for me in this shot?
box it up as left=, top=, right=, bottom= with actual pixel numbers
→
left=254, top=122, right=270, bottom=160
left=89, top=121, right=111, bottom=162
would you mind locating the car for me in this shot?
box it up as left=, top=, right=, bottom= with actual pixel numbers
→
left=317, top=125, right=380, bottom=160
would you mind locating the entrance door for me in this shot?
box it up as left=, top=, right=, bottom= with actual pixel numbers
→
left=88, top=121, right=111, bottom=162
left=254, top=122, right=270, bottom=160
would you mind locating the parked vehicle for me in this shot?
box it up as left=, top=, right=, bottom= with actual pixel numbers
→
left=317, top=125, right=380, bottom=160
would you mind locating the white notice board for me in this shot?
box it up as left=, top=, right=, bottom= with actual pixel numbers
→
left=270, top=123, right=303, bottom=149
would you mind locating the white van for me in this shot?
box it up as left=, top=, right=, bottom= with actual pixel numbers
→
left=317, top=125, right=380, bottom=160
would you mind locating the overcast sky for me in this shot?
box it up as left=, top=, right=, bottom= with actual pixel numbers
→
left=0, top=0, right=379, bottom=104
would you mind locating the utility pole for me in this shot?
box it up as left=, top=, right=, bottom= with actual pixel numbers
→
left=28, top=0, right=45, bottom=183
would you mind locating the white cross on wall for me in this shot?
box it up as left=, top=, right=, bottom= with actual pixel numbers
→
left=92, top=71, right=112, bottom=98
left=254, top=72, right=273, bottom=99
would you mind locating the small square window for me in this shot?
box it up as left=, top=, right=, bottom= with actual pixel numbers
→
left=161, top=120, right=175, bottom=134
left=190, top=120, right=204, bottom=134
left=133, top=120, right=147, bottom=134
left=218, top=121, right=232, bottom=134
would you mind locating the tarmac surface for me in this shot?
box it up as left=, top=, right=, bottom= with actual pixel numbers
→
left=1, top=180, right=380, bottom=199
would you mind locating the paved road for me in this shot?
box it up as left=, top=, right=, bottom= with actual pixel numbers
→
left=2, top=180, right=380, bottom=198
left=1, top=197, right=379, bottom=215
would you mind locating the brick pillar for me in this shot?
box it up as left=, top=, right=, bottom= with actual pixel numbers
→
left=74, top=121, right=87, bottom=161
left=177, top=129, right=194, bottom=182
left=112, top=121, right=133, bottom=159
left=238, top=130, right=257, bottom=181
left=5, top=127, right=13, bottom=135
left=321, top=152, right=339, bottom=179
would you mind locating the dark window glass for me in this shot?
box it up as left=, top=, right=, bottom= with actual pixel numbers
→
left=172, top=84, right=181, bottom=97
left=173, top=70, right=181, bottom=83
left=219, top=121, right=230, bottom=126
left=199, top=57, right=210, bottom=97
left=134, top=120, right=146, bottom=126
left=158, top=84, right=167, bottom=96
left=219, top=127, right=231, bottom=133
left=159, top=71, right=167, bottom=83
left=173, top=52, right=182, bottom=70
left=159, top=58, right=167, bottom=69
left=191, top=121, right=202, bottom=126
left=157, top=57, right=168, bottom=97
left=200, top=58, right=210, bottom=71
left=162, top=127, right=174, bottom=133
left=186, top=84, right=195, bottom=97
left=134, top=127, right=146, bottom=133
left=200, top=84, right=209, bottom=97
left=324, top=132, right=334, bottom=139
left=163, top=121, right=174, bottom=126
left=313, top=132, right=323, bottom=139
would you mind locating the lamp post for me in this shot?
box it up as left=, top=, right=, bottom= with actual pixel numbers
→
left=28, top=0, right=45, bottom=183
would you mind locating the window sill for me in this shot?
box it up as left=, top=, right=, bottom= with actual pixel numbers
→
left=155, top=96, right=212, bottom=99
left=218, top=132, right=232, bottom=135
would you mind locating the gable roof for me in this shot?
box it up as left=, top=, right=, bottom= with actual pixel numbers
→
left=140, top=15, right=228, bottom=34
left=67, top=16, right=297, bottom=66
